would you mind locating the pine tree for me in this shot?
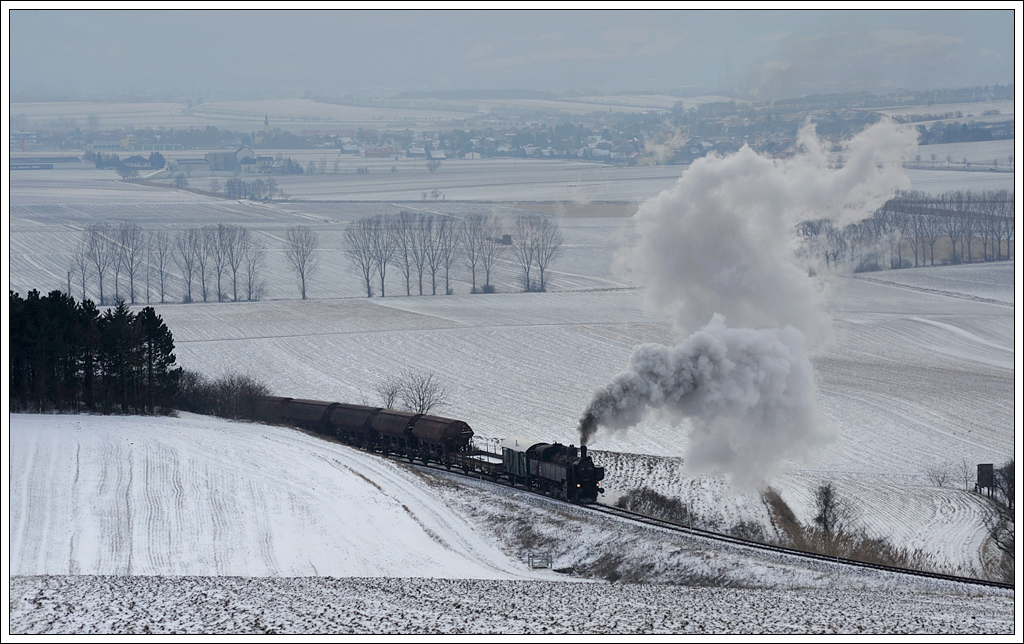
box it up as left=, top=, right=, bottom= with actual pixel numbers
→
left=135, top=307, right=181, bottom=413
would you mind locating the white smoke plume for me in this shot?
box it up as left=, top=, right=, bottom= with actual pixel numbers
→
left=580, top=119, right=916, bottom=487
left=622, top=119, right=916, bottom=342
left=579, top=316, right=826, bottom=488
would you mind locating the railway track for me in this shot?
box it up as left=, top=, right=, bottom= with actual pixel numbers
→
left=583, top=503, right=1013, bottom=590
left=385, top=449, right=1014, bottom=591
left=288, top=422, right=1012, bottom=591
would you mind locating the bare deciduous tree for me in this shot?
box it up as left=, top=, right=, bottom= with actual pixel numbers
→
left=70, top=232, right=92, bottom=302
left=411, top=214, right=430, bottom=295
left=242, top=233, right=267, bottom=301
left=984, top=458, right=1015, bottom=582
left=532, top=217, right=563, bottom=292
left=117, top=221, right=145, bottom=304
left=375, top=370, right=449, bottom=414
left=511, top=216, right=563, bottom=292
left=813, top=482, right=849, bottom=538
left=957, top=458, right=974, bottom=492
left=208, top=225, right=231, bottom=302
left=194, top=226, right=214, bottom=302
left=174, top=227, right=201, bottom=303
left=478, top=215, right=507, bottom=293
left=345, top=217, right=377, bottom=298
left=374, top=375, right=403, bottom=409
left=511, top=216, right=538, bottom=292
left=923, top=462, right=951, bottom=488
left=111, top=234, right=125, bottom=303
left=149, top=228, right=173, bottom=303
left=399, top=371, right=448, bottom=414
left=461, top=213, right=486, bottom=293
left=368, top=215, right=397, bottom=297
left=436, top=215, right=461, bottom=295
left=392, top=211, right=418, bottom=296
left=86, top=223, right=115, bottom=304
left=224, top=225, right=247, bottom=301
left=285, top=225, right=320, bottom=300
left=420, top=214, right=445, bottom=295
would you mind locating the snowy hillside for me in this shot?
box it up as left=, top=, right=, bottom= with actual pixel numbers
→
left=135, top=263, right=1013, bottom=577
left=9, top=414, right=539, bottom=579
left=7, top=137, right=1017, bottom=634
left=8, top=171, right=1015, bottom=578
left=9, top=413, right=1014, bottom=634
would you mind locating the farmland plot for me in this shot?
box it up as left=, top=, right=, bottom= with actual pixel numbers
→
left=153, top=261, right=1013, bottom=575
left=10, top=415, right=1012, bottom=606
left=10, top=192, right=639, bottom=300
left=10, top=98, right=473, bottom=133
left=902, top=168, right=1014, bottom=194
left=9, top=414, right=542, bottom=579
left=11, top=573, right=1013, bottom=635
left=7, top=157, right=1015, bottom=577
left=912, top=139, right=1015, bottom=167
left=872, top=99, right=1014, bottom=120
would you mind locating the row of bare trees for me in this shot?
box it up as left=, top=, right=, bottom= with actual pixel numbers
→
left=69, top=223, right=268, bottom=306
left=70, top=222, right=147, bottom=306
left=511, top=215, right=564, bottom=292
left=173, top=224, right=268, bottom=303
left=64, top=214, right=564, bottom=305
left=344, top=212, right=461, bottom=298
left=798, top=190, right=1014, bottom=272
left=344, top=212, right=563, bottom=297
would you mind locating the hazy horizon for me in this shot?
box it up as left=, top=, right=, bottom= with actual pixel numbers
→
left=9, top=8, right=1016, bottom=102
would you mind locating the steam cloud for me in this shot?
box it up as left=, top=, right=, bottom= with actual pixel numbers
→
left=580, top=120, right=916, bottom=487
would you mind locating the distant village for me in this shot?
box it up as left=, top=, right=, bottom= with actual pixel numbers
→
left=10, top=84, right=1013, bottom=175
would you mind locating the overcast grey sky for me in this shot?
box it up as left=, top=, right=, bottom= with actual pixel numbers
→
left=9, top=8, right=1016, bottom=100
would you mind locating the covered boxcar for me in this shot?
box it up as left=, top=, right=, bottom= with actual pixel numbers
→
left=372, top=409, right=421, bottom=458
left=327, top=403, right=381, bottom=448
left=412, top=415, right=474, bottom=467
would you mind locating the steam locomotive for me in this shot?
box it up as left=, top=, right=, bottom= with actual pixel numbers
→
left=256, top=396, right=605, bottom=503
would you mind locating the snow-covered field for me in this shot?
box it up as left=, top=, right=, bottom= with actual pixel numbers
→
left=6, top=134, right=1018, bottom=633
left=913, top=139, right=1015, bottom=168
left=872, top=100, right=1014, bottom=123
left=9, top=94, right=737, bottom=134
left=10, top=576, right=1012, bottom=635
left=141, top=265, right=1013, bottom=577
left=853, top=262, right=1015, bottom=306
left=8, top=414, right=538, bottom=579
left=903, top=168, right=1015, bottom=195
left=8, top=414, right=1014, bottom=634
left=11, top=99, right=471, bottom=132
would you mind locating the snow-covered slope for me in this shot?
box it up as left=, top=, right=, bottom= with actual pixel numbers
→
left=145, top=263, right=1013, bottom=576
left=9, top=413, right=546, bottom=580
left=8, top=413, right=1015, bottom=634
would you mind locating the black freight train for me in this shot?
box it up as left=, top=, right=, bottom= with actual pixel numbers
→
left=257, top=396, right=605, bottom=503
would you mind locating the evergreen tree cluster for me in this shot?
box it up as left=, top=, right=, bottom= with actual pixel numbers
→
left=10, top=290, right=181, bottom=414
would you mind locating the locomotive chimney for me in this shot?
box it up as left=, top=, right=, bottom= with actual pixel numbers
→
left=581, top=444, right=587, bottom=459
